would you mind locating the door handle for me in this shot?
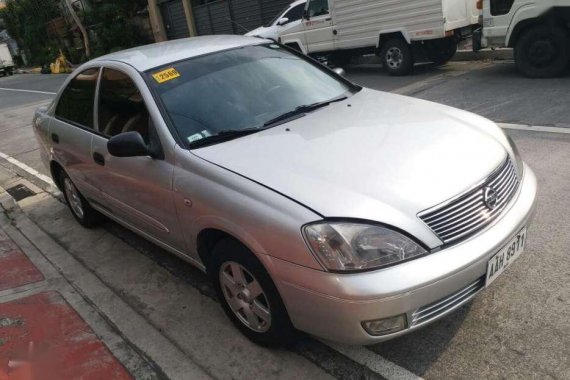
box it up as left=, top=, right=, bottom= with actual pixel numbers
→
left=333, top=29, right=338, bottom=35
left=325, top=17, right=332, bottom=21
left=51, top=133, right=59, bottom=144
left=93, top=152, right=105, bottom=166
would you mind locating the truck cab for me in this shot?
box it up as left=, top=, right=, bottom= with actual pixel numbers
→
left=479, top=0, right=570, bottom=77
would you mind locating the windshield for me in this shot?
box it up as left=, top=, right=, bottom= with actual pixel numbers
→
left=267, top=5, right=290, bottom=27
left=147, top=44, right=356, bottom=148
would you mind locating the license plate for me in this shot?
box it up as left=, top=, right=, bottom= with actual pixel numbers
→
left=486, top=228, right=527, bottom=287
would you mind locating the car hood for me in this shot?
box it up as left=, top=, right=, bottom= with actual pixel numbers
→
left=245, top=27, right=270, bottom=37
left=192, top=89, right=507, bottom=228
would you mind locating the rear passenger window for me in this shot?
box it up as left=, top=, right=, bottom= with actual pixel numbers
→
left=98, top=68, right=150, bottom=143
left=55, top=68, right=99, bottom=129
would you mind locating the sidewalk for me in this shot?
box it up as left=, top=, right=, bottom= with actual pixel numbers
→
left=0, top=168, right=212, bottom=380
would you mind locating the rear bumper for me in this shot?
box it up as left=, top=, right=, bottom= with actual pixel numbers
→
left=262, top=164, right=537, bottom=345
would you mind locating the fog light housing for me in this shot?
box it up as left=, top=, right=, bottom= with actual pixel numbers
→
left=362, top=314, right=407, bottom=336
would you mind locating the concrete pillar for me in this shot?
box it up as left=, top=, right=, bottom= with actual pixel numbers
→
left=182, top=0, right=198, bottom=37
left=148, top=0, right=168, bottom=42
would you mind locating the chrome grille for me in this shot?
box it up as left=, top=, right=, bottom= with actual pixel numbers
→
left=411, top=277, right=485, bottom=326
left=419, top=158, right=519, bottom=244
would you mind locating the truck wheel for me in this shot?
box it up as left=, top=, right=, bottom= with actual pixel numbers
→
left=380, top=38, right=413, bottom=76
left=515, top=25, right=569, bottom=78
left=210, top=238, right=297, bottom=347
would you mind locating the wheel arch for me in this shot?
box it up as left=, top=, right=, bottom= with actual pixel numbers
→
left=50, top=160, right=65, bottom=191
left=377, top=30, right=411, bottom=50
left=196, top=227, right=266, bottom=273
left=507, top=7, right=570, bottom=47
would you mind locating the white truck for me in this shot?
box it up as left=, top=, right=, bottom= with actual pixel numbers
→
left=0, top=42, right=15, bottom=77
left=280, top=0, right=480, bottom=75
left=475, top=0, right=570, bottom=78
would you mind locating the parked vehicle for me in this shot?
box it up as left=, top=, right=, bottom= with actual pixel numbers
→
left=279, top=0, right=480, bottom=75
left=0, top=43, right=15, bottom=77
left=475, top=0, right=570, bottom=78
left=33, top=36, right=537, bottom=346
left=245, top=0, right=306, bottom=41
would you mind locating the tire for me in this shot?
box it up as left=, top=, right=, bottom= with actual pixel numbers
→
left=209, top=238, right=296, bottom=347
left=514, top=24, right=569, bottom=78
left=59, top=170, right=103, bottom=228
left=426, top=38, right=458, bottom=66
left=380, top=38, right=414, bottom=76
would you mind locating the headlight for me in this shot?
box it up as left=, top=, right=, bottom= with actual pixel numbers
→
left=506, top=135, right=524, bottom=178
left=303, top=222, right=428, bottom=272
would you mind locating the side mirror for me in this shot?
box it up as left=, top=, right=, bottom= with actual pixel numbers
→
left=303, top=9, right=310, bottom=20
left=332, top=67, right=346, bottom=77
left=277, top=17, right=289, bottom=26
left=108, top=131, right=149, bottom=158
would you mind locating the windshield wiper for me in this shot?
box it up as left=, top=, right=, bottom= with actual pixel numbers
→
left=188, top=128, right=264, bottom=149
left=263, top=95, right=348, bottom=128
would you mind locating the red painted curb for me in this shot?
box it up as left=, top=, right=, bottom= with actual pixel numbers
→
left=0, top=291, right=133, bottom=380
left=0, top=230, right=44, bottom=291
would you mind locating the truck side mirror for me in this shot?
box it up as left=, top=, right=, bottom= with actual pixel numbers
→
left=277, top=17, right=290, bottom=26
left=303, top=9, right=310, bottom=20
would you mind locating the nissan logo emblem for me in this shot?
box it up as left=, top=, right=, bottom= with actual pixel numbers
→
left=484, top=187, right=499, bottom=210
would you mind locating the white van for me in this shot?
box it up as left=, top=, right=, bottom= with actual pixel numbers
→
left=280, top=0, right=480, bottom=75
left=475, top=0, right=570, bottom=78
left=246, top=0, right=307, bottom=41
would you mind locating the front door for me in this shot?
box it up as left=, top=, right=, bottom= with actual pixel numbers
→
left=89, top=67, right=185, bottom=250
left=303, top=0, right=334, bottom=53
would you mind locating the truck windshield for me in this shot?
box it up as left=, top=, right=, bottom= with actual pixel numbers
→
left=147, top=44, right=358, bottom=148
left=490, top=0, right=515, bottom=16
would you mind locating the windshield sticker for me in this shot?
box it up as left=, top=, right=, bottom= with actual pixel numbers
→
left=152, top=68, right=180, bottom=84
left=188, top=133, right=203, bottom=143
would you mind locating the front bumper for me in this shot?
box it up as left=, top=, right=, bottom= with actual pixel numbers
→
left=261, top=164, right=537, bottom=345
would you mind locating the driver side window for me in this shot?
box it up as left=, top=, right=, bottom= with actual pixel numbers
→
left=307, top=0, right=329, bottom=18
left=283, top=4, right=305, bottom=22
left=98, top=68, right=150, bottom=143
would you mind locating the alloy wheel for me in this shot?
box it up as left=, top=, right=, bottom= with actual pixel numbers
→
left=219, top=261, right=271, bottom=333
left=64, top=177, right=84, bottom=219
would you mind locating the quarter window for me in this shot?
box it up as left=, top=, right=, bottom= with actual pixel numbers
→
left=98, top=68, right=150, bottom=143
left=55, top=68, right=99, bottom=129
left=307, top=0, right=329, bottom=18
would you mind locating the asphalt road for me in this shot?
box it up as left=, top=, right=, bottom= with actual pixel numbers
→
left=0, top=61, right=569, bottom=380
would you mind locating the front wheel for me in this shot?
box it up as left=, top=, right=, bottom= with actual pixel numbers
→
left=210, top=238, right=296, bottom=346
left=515, top=25, right=569, bottom=78
left=380, top=38, right=414, bottom=76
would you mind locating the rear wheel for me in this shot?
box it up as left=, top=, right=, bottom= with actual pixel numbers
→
left=210, top=238, right=296, bottom=346
left=514, top=24, right=569, bottom=78
left=380, top=38, right=413, bottom=76
left=60, top=170, right=103, bottom=228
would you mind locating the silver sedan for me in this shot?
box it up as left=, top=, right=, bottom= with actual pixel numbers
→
left=33, top=35, right=537, bottom=346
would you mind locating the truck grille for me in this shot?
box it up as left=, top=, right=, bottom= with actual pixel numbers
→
left=419, top=158, right=519, bottom=244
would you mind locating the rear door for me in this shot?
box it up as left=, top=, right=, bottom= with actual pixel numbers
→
left=303, top=0, right=334, bottom=52
left=89, top=66, right=185, bottom=250
left=50, top=67, right=101, bottom=201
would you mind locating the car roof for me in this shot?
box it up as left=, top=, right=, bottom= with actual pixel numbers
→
left=92, top=35, right=270, bottom=72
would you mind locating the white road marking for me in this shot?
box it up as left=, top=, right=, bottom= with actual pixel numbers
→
left=499, top=123, right=570, bottom=134
left=0, top=151, right=55, bottom=186
left=321, top=341, right=424, bottom=380
left=0, top=87, right=56, bottom=95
